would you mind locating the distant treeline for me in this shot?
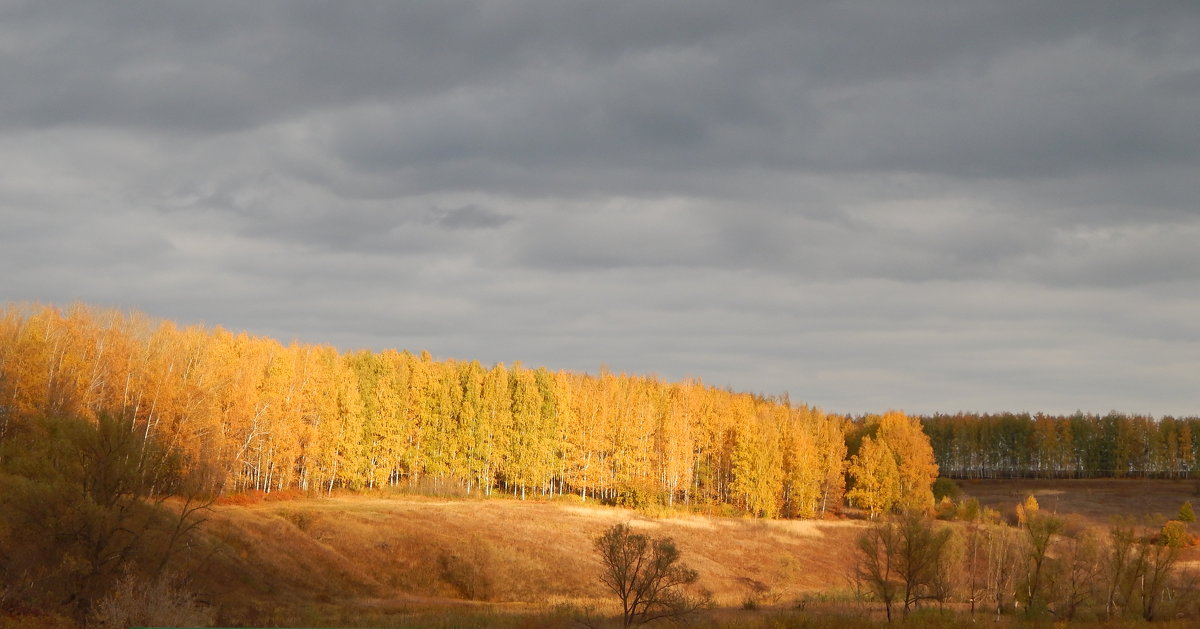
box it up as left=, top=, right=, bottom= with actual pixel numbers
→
left=0, top=303, right=858, bottom=518
left=922, top=412, right=1200, bottom=479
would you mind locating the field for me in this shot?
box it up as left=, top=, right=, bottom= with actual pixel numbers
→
left=195, top=492, right=862, bottom=626
left=182, top=479, right=1200, bottom=627
left=958, top=477, right=1200, bottom=527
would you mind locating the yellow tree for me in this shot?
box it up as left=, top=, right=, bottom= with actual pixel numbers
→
left=205, top=328, right=272, bottom=491
left=0, top=305, right=59, bottom=423
left=0, top=305, right=25, bottom=436
left=731, top=409, right=784, bottom=518
left=550, top=370, right=578, bottom=498
left=814, top=410, right=848, bottom=516
left=621, top=376, right=660, bottom=501
left=457, top=360, right=490, bottom=494
left=847, top=436, right=901, bottom=518
left=505, top=364, right=544, bottom=498
left=782, top=410, right=822, bottom=518
left=561, top=370, right=604, bottom=501
left=349, top=350, right=393, bottom=489
left=300, top=346, right=365, bottom=494
left=688, top=380, right=727, bottom=506
left=405, top=352, right=436, bottom=480
left=877, top=411, right=939, bottom=512
left=478, top=363, right=512, bottom=496
left=658, top=382, right=697, bottom=507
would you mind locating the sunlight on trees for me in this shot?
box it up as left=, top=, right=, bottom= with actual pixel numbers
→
left=0, top=303, right=851, bottom=516
left=847, top=411, right=938, bottom=518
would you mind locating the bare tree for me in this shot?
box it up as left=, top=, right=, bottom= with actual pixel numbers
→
left=854, top=519, right=901, bottom=622
left=1052, top=528, right=1105, bottom=620
left=1020, top=510, right=1064, bottom=616
left=1105, top=518, right=1138, bottom=618
left=594, top=523, right=708, bottom=627
left=853, top=511, right=952, bottom=622
left=960, top=519, right=989, bottom=617
left=1136, top=535, right=1181, bottom=621
left=1100, top=517, right=1191, bottom=621
left=896, top=510, right=953, bottom=613
left=984, top=524, right=1023, bottom=621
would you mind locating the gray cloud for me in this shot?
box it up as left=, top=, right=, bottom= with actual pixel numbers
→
left=1, top=1, right=1198, bottom=416
left=433, top=205, right=514, bottom=230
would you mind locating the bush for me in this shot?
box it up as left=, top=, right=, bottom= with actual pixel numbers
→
left=934, top=496, right=957, bottom=520
left=0, top=413, right=210, bottom=623
left=90, top=573, right=214, bottom=628
left=932, top=478, right=961, bottom=502
left=614, top=481, right=666, bottom=510
left=956, top=497, right=982, bottom=522
left=1160, top=520, right=1192, bottom=548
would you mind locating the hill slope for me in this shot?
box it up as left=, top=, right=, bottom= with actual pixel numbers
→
left=195, top=494, right=862, bottom=626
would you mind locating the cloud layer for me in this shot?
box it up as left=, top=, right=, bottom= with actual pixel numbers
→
left=3, top=1, right=1199, bottom=415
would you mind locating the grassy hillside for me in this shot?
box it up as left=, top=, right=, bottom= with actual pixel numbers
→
left=14, top=478, right=1200, bottom=627
left=185, top=479, right=1200, bottom=627
left=193, top=493, right=862, bottom=627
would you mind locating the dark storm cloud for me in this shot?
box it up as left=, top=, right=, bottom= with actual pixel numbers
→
left=2, top=1, right=1199, bottom=415
left=9, top=1, right=1196, bottom=186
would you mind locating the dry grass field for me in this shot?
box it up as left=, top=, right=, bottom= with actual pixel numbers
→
left=184, top=479, right=1200, bottom=627
left=957, top=478, right=1200, bottom=528
left=195, top=492, right=864, bottom=626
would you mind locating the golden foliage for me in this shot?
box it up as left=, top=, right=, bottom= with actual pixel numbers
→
left=0, top=302, right=860, bottom=517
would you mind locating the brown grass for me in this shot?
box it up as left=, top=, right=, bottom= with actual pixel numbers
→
left=192, top=494, right=865, bottom=625
left=188, top=479, right=1200, bottom=626
left=956, top=477, right=1199, bottom=527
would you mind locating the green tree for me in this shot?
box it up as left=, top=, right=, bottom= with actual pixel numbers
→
left=1179, top=500, right=1196, bottom=524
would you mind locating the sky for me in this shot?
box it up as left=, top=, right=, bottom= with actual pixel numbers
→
left=2, top=1, right=1199, bottom=417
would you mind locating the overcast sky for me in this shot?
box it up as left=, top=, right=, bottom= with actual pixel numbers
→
left=3, top=1, right=1199, bottom=417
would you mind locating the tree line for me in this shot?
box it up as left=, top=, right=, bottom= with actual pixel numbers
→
left=922, top=413, right=1200, bottom=479
left=0, top=303, right=874, bottom=518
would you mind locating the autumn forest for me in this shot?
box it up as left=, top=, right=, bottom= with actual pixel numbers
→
left=3, top=304, right=1197, bottom=512
left=0, top=303, right=863, bottom=518
left=5, top=303, right=1200, bottom=628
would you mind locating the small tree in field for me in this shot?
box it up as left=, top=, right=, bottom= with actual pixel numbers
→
left=1179, top=500, right=1196, bottom=524
left=594, top=523, right=707, bottom=627
left=854, top=518, right=901, bottom=622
